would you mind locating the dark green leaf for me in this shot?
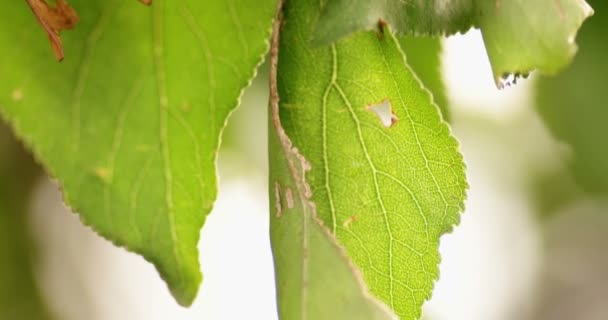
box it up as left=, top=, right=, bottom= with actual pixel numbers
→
left=0, top=0, right=276, bottom=305
left=276, top=0, right=468, bottom=318
left=536, top=0, right=608, bottom=194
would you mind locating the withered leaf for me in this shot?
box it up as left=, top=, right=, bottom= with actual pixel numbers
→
left=26, top=0, right=78, bottom=61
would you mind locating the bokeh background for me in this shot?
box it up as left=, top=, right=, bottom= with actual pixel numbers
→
left=1, top=3, right=607, bottom=319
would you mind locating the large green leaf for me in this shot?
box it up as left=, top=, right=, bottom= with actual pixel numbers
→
left=0, top=0, right=276, bottom=305
left=536, top=0, right=608, bottom=194
left=0, top=124, right=52, bottom=320
left=276, top=0, right=467, bottom=318
left=314, top=0, right=593, bottom=84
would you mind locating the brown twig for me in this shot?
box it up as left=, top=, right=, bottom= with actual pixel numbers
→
left=26, top=0, right=150, bottom=61
left=25, top=0, right=79, bottom=61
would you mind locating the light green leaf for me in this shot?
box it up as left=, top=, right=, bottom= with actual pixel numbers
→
left=277, top=0, right=467, bottom=318
left=0, top=124, right=52, bottom=320
left=269, top=98, right=397, bottom=320
left=269, top=9, right=396, bottom=318
left=536, top=0, right=608, bottom=194
left=314, top=0, right=593, bottom=84
left=398, top=36, right=449, bottom=121
left=0, top=0, right=276, bottom=305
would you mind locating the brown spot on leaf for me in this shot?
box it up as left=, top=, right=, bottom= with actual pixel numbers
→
left=26, top=0, right=151, bottom=60
left=26, top=0, right=79, bottom=61
left=285, top=187, right=295, bottom=209
left=343, top=215, right=358, bottom=228
left=181, top=100, right=192, bottom=113
left=375, top=19, right=388, bottom=39
left=274, top=182, right=283, bottom=218
left=94, top=166, right=111, bottom=183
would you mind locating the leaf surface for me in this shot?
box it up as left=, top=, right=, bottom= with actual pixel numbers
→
left=277, top=0, right=467, bottom=318
left=536, top=0, right=608, bottom=194
left=269, top=6, right=396, bottom=318
left=269, top=98, right=397, bottom=320
left=314, top=0, right=593, bottom=84
left=0, top=0, right=276, bottom=305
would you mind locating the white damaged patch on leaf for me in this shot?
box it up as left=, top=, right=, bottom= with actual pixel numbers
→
left=367, top=99, right=398, bottom=128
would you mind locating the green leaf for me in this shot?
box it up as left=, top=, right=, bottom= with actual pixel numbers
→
left=277, top=0, right=467, bottom=318
left=0, top=124, right=52, bottom=320
left=314, top=0, right=593, bottom=84
left=398, top=36, right=449, bottom=121
left=269, top=96, right=396, bottom=320
left=535, top=0, right=608, bottom=194
left=269, top=9, right=396, bottom=318
left=477, top=0, right=593, bottom=84
left=0, top=0, right=276, bottom=305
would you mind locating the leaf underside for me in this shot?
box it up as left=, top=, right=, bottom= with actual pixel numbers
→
left=276, top=0, right=468, bottom=318
left=314, top=0, right=593, bottom=85
left=0, top=0, right=276, bottom=305
left=0, top=124, right=52, bottom=320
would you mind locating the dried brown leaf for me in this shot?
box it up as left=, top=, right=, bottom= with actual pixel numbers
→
left=26, top=0, right=79, bottom=61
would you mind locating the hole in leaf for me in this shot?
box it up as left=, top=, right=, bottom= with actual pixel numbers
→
left=367, top=99, right=398, bottom=128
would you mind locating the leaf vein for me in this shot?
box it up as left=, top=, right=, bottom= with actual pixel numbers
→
left=153, top=0, right=182, bottom=278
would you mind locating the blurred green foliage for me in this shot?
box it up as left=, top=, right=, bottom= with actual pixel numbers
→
left=313, top=0, right=592, bottom=84
left=0, top=123, right=51, bottom=320
left=536, top=0, right=608, bottom=195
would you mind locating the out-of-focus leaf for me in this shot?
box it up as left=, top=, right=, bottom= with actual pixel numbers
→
left=536, top=0, right=608, bottom=194
left=398, top=36, right=449, bottom=120
left=531, top=168, right=583, bottom=219
left=276, top=0, right=467, bottom=318
left=314, top=0, right=593, bottom=85
left=0, top=0, right=276, bottom=305
left=0, top=124, right=51, bottom=320
left=533, top=201, right=608, bottom=320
